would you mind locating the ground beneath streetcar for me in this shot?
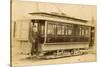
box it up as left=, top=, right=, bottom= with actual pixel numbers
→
left=12, top=53, right=96, bottom=66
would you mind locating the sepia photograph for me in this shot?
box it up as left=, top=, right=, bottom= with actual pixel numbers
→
left=11, top=0, right=96, bottom=66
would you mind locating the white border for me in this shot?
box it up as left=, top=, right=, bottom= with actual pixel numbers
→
left=0, top=0, right=100, bottom=67
left=0, top=0, right=10, bottom=67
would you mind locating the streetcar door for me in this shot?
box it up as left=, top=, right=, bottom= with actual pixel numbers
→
left=30, top=20, right=45, bottom=55
left=30, top=20, right=45, bottom=43
left=30, top=20, right=39, bottom=55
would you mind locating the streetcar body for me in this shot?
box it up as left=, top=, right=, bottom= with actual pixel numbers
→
left=14, top=12, right=95, bottom=58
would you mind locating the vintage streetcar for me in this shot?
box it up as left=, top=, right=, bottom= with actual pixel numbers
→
left=14, top=12, right=95, bottom=59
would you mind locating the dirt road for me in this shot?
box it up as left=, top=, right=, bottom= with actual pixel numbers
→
left=12, top=53, right=96, bottom=67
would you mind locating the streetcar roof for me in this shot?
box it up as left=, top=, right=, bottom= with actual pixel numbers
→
left=29, top=12, right=88, bottom=22
left=29, top=12, right=94, bottom=27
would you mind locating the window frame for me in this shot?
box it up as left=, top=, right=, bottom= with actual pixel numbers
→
left=47, top=23, right=56, bottom=36
left=56, top=24, right=62, bottom=35
left=67, top=24, right=73, bottom=36
left=80, top=26, right=89, bottom=37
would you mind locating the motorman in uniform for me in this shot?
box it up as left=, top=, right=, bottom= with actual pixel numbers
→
left=29, top=23, right=39, bottom=56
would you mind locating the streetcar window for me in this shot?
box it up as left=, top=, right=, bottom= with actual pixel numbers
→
left=40, top=24, right=45, bottom=35
left=81, top=29, right=85, bottom=36
left=65, top=24, right=73, bottom=35
left=73, top=24, right=80, bottom=36
left=65, top=26, right=68, bottom=35
left=79, top=27, right=82, bottom=36
left=80, top=26, right=89, bottom=36
left=85, top=27, right=89, bottom=37
left=47, top=23, right=56, bottom=35
left=80, top=26, right=85, bottom=36
left=62, top=25, right=65, bottom=35
left=57, top=24, right=62, bottom=35
left=67, top=24, right=73, bottom=35
left=68, top=29, right=72, bottom=35
left=85, top=29, right=88, bottom=36
left=56, top=24, right=65, bottom=35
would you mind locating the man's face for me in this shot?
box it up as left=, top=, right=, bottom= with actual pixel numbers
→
left=33, top=25, right=37, bottom=32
